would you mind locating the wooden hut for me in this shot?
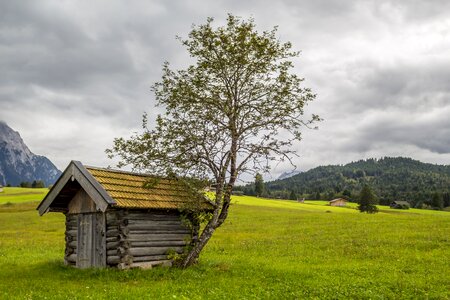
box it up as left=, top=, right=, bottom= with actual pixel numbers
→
left=329, top=198, right=347, bottom=207
left=0, top=185, right=3, bottom=193
left=37, top=161, right=212, bottom=269
left=390, top=200, right=410, bottom=209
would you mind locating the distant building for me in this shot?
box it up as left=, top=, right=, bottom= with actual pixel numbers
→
left=390, top=201, right=410, bottom=209
left=329, top=198, right=347, bottom=207
left=0, top=185, right=3, bottom=192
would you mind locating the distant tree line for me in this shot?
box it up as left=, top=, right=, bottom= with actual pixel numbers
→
left=19, top=180, right=46, bottom=188
left=237, top=157, right=450, bottom=210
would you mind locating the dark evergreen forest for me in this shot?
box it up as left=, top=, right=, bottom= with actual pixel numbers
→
left=239, top=157, right=450, bottom=208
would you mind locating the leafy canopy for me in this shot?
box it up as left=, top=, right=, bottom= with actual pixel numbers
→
left=107, top=15, right=319, bottom=267
left=107, top=15, right=318, bottom=182
left=358, top=184, right=379, bottom=214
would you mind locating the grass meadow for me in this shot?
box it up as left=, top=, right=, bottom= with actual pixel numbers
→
left=0, top=188, right=449, bottom=299
left=0, top=187, right=48, bottom=204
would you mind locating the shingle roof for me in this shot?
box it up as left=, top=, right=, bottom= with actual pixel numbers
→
left=329, top=198, right=347, bottom=203
left=392, top=201, right=410, bottom=205
left=37, top=161, right=214, bottom=215
left=86, top=167, right=212, bottom=210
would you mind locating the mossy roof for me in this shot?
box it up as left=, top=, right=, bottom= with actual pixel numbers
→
left=86, top=167, right=212, bottom=210
left=38, top=161, right=213, bottom=215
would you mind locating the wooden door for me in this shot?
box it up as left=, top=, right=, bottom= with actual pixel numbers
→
left=77, top=212, right=106, bottom=268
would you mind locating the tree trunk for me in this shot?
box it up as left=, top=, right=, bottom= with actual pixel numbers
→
left=181, top=222, right=216, bottom=268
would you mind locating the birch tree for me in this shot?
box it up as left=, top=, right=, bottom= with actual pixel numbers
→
left=107, top=15, right=319, bottom=267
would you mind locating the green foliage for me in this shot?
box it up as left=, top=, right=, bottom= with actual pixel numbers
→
left=358, top=185, right=378, bottom=214
left=289, top=189, right=297, bottom=200
left=254, top=173, right=264, bottom=197
left=431, top=192, right=444, bottom=210
left=0, top=197, right=449, bottom=298
left=106, top=15, right=319, bottom=266
left=31, top=180, right=45, bottom=188
left=20, top=181, right=31, bottom=188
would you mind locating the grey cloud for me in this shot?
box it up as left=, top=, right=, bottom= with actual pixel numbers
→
left=337, top=106, right=450, bottom=154
left=0, top=0, right=449, bottom=172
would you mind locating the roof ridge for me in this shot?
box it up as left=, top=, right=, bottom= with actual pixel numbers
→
left=85, top=165, right=165, bottom=178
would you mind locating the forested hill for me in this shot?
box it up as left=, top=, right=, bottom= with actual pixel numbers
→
left=244, top=157, right=450, bottom=207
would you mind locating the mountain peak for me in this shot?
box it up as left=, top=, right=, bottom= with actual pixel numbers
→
left=0, top=121, right=61, bottom=186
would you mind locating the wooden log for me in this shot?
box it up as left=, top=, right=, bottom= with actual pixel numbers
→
left=106, top=237, right=118, bottom=243
left=65, top=222, right=77, bottom=228
left=106, top=229, right=119, bottom=237
left=65, top=247, right=75, bottom=255
left=118, top=226, right=130, bottom=235
left=107, top=249, right=118, bottom=256
left=124, top=233, right=190, bottom=242
left=107, top=256, right=120, bottom=265
left=129, top=246, right=184, bottom=257
left=106, top=241, right=120, bottom=250
left=68, top=240, right=77, bottom=248
left=65, top=235, right=76, bottom=242
left=66, top=254, right=77, bottom=263
left=66, top=229, right=77, bottom=237
left=127, top=224, right=188, bottom=231
left=128, top=230, right=190, bottom=235
left=130, top=240, right=187, bottom=248
left=125, top=212, right=179, bottom=219
left=127, top=220, right=183, bottom=226
left=132, top=255, right=168, bottom=262
left=117, top=246, right=126, bottom=256
left=66, top=215, right=78, bottom=221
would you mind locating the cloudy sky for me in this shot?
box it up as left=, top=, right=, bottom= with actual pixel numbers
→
left=1, top=0, right=449, bottom=181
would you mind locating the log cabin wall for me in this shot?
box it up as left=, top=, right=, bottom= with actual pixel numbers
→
left=105, top=209, right=192, bottom=269
left=65, top=213, right=77, bottom=266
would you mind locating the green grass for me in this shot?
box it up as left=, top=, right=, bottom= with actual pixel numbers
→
left=0, top=187, right=48, bottom=204
left=0, top=193, right=449, bottom=299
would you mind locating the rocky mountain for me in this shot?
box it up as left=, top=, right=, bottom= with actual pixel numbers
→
left=0, top=121, right=61, bottom=186
left=277, top=170, right=302, bottom=180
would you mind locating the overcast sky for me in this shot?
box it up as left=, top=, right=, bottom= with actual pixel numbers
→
left=1, top=0, right=449, bottom=181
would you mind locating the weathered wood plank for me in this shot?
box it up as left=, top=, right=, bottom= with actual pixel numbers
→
left=106, top=241, right=120, bottom=250
left=124, top=212, right=180, bottom=219
left=106, top=229, right=119, bottom=237
left=107, top=256, right=120, bottom=265
left=130, top=240, right=187, bottom=247
left=129, top=246, right=184, bottom=257
left=94, top=212, right=106, bottom=267
left=66, top=254, right=77, bottom=263
left=68, top=189, right=97, bottom=214
left=107, top=249, right=118, bottom=256
left=66, top=229, right=77, bottom=237
left=127, top=224, right=188, bottom=231
left=132, top=255, right=168, bottom=262
left=128, top=230, right=190, bottom=235
left=77, top=214, right=92, bottom=268
left=127, top=220, right=184, bottom=226
left=124, top=233, right=190, bottom=242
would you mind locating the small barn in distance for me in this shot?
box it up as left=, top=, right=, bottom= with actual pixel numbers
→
left=390, top=201, right=410, bottom=209
left=329, top=198, right=348, bottom=207
left=37, top=161, right=212, bottom=269
left=0, top=185, right=3, bottom=193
